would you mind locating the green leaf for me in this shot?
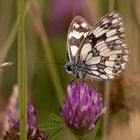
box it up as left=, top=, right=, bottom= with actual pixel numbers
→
left=39, top=113, right=65, bottom=137
left=50, top=113, right=64, bottom=123
left=39, top=122, right=64, bottom=130
left=95, top=114, right=104, bottom=126
left=95, top=128, right=102, bottom=140
left=44, top=124, right=63, bottom=131
left=48, top=127, right=63, bottom=140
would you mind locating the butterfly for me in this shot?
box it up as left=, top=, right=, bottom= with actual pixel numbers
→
left=64, top=11, right=129, bottom=80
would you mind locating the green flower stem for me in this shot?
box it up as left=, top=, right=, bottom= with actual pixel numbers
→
left=77, top=135, right=87, bottom=140
left=18, top=0, right=27, bottom=139
left=78, top=138, right=86, bottom=140
left=108, top=0, right=115, bottom=11
left=103, top=0, right=115, bottom=139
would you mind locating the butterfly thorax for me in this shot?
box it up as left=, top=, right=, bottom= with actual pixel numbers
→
left=64, top=61, right=87, bottom=79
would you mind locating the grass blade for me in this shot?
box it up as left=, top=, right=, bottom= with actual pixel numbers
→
left=18, top=0, right=27, bottom=139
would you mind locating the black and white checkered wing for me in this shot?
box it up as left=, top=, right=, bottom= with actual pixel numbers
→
left=66, top=16, right=91, bottom=62
left=76, top=11, right=129, bottom=80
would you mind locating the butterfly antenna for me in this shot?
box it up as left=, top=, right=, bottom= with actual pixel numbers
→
left=35, top=61, right=64, bottom=66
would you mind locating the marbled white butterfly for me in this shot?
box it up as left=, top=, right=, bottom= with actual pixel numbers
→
left=64, top=11, right=129, bottom=80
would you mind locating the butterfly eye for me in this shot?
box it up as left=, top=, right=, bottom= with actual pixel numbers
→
left=64, top=64, right=72, bottom=73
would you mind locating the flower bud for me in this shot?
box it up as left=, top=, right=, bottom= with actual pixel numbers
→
left=60, top=82, right=106, bottom=136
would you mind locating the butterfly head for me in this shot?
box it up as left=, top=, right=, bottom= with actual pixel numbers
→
left=64, top=62, right=73, bottom=74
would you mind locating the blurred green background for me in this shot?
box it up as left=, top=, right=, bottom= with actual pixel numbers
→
left=0, top=0, right=140, bottom=140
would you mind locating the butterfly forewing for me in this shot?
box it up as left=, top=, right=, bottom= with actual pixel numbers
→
left=75, top=11, right=129, bottom=80
left=66, top=16, right=91, bottom=62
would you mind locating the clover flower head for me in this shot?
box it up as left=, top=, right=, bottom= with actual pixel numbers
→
left=3, top=103, right=48, bottom=140
left=60, top=82, right=106, bottom=136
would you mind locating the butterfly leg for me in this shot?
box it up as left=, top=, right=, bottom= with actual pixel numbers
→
left=89, top=76, right=95, bottom=87
left=69, top=78, right=76, bottom=84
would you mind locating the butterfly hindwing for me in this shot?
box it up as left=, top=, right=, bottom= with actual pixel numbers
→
left=75, top=11, right=129, bottom=80
left=66, top=16, right=91, bottom=62
left=84, top=39, right=129, bottom=80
